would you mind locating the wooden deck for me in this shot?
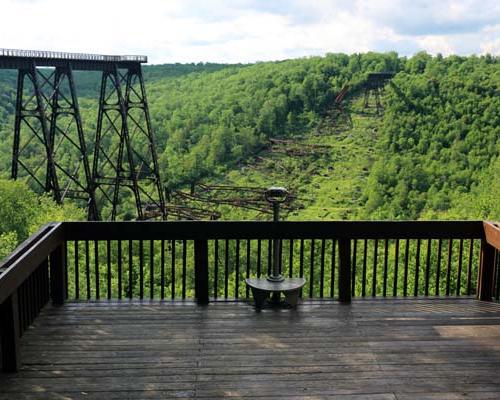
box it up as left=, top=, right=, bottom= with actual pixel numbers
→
left=2, top=298, right=500, bottom=399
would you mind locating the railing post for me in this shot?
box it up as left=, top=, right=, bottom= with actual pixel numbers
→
left=338, top=238, right=351, bottom=303
left=0, top=292, right=20, bottom=372
left=195, top=239, right=209, bottom=305
left=478, top=240, right=496, bottom=301
left=50, top=242, right=67, bottom=306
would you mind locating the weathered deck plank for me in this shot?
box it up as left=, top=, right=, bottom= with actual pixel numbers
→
left=2, top=298, right=500, bottom=399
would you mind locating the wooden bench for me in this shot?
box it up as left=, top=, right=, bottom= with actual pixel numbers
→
left=245, top=278, right=306, bottom=309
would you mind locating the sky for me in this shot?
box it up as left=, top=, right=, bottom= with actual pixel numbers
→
left=0, top=0, right=499, bottom=64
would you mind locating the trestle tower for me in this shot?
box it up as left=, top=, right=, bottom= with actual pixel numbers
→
left=0, top=49, right=166, bottom=220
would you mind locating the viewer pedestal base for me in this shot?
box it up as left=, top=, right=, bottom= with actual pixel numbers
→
left=245, top=277, right=306, bottom=309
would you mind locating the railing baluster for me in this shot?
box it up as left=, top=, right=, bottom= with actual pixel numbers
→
left=299, top=239, right=304, bottom=297
left=246, top=239, right=251, bottom=298
left=74, top=240, right=79, bottom=300
left=393, top=239, right=399, bottom=296
left=309, top=239, right=315, bottom=298
left=31, top=273, right=37, bottom=323
left=128, top=240, right=133, bottom=299
left=383, top=239, right=388, bottom=297
left=31, top=273, right=36, bottom=323
left=24, top=279, right=29, bottom=329
left=194, top=239, right=209, bottom=305
left=279, top=239, right=283, bottom=276
left=467, top=239, right=474, bottom=296
left=23, top=280, right=29, bottom=331
left=446, top=239, right=453, bottom=296
left=150, top=240, right=155, bottom=299
left=320, top=239, right=325, bottom=298
left=106, top=240, right=111, bottom=300
left=42, top=260, right=49, bottom=305
left=424, top=239, right=431, bottom=296
left=34, top=268, right=39, bottom=314
left=171, top=240, right=176, bottom=300
left=257, top=239, right=262, bottom=278
left=414, top=239, right=421, bottom=297
left=43, top=260, right=50, bottom=303
left=331, top=239, right=336, bottom=298
left=139, top=240, right=144, bottom=299
left=33, top=267, right=40, bottom=315
left=299, top=239, right=304, bottom=278
left=267, top=239, right=272, bottom=276
left=27, top=275, right=33, bottom=325
left=224, top=239, right=229, bottom=299
left=36, top=264, right=43, bottom=313
left=160, top=240, right=165, bottom=300
left=118, top=240, right=122, bottom=300
left=372, top=239, right=378, bottom=297
left=214, top=239, right=219, bottom=298
left=403, top=239, right=410, bottom=297
left=182, top=240, right=187, bottom=300
left=18, top=283, right=26, bottom=333
left=362, top=239, right=367, bottom=297
left=38, top=260, right=48, bottom=311
left=94, top=240, right=100, bottom=300
left=235, top=239, right=240, bottom=299
left=338, top=239, right=351, bottom=303
left=38, top=263, right=44, bottom=308
left=289, top=239, right=294, bottom=278
left=457, top=239, right=464, bottom=296
left=85, top=240, right=90, bottom=300
left=64, top=245, right=68, bottom=300
left=436, top=239, right=443, bottom=296
left=351, top=239, right=356, bottom=297
left=42, top=261, right=48, bottom=304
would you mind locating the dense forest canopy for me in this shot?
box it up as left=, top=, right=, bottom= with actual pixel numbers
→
left=0, top=52, right=498, bottom=249
left=150, top=52, right=402, bottom=187
left=362, top=54, right=499, bottom=219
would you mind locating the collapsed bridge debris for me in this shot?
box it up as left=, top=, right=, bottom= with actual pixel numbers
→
left=269, top=138, right=333, bottom=157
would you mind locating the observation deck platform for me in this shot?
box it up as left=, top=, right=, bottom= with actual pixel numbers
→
left=2, top=298, right=500, bottom=399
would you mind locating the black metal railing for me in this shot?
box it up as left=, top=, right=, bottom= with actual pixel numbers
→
left=63, top=237, right=482, bottom=301
left=61, top=221, right=486, bottom=302
left=1, top=220, right=499, bottom=372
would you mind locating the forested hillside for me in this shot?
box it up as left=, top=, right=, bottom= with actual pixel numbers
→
left=148, top=53, right=402, bottom=188
left=0, top=52, right=498, bottom=246
left=362, top=54, right=499, bottom=220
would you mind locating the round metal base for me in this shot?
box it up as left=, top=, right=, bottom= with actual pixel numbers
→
left=266, top=275, right=285, bottom=282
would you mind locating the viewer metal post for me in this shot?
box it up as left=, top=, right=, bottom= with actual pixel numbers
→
left=265, top=186, right=288, bottom=282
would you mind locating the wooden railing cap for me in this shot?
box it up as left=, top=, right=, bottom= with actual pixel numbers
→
left=484, top=221, right=500, bottom=250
